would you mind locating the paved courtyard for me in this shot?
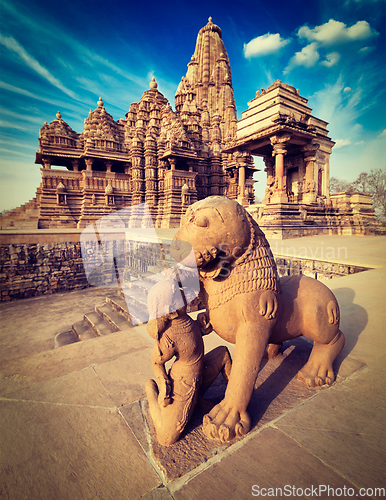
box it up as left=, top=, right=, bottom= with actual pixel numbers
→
left=0, top=234, right=385, bottom=499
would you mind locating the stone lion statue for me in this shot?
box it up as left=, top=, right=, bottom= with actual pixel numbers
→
left=171, top=196, right=345, bottom=442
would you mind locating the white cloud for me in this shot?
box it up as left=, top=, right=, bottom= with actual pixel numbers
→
left=0, top=34, right=78, bottom=100
left=335, top=139, right=352, bottom=149
left=321, top=52, right=340, bottom=67
left=0, top=119, right=28, bottom=131
left=0, top=107, right=44, bottom=125
left=0, top=0, right=150, bottom=93
left=297, top=19, right=378, bottom=46
left=284, top=42, right=319, bottom=73
left=243, top=33, right=290, bottom=58
left=309, top=76, right=362, bottom=138
left=359, top=46, right=375, bottom=55
left=343, top=87, right=352, bottom=93
left=379, top=130, right=386, bottom=137
left=0, top=148, right=32, bottom=157
left=284, top=18, right=379, bottom=74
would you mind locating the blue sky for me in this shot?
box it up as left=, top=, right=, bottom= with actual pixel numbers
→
left=0, top=0, right=385, bottom=210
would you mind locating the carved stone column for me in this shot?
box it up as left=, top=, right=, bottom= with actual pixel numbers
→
left=301, top=142, right=320, bottom=204
left=263, top=156, right=275, bottom=204
left=85, top=158, right=93, bottom=171
left=236, top=151, right=250, bottom=206
left=239, top=165, right=245, bottom=196
left=270, top=134, right=291, bottom=203
left=169, top=158, right=176, bottom=171
left=105, top=160, right=113, bottom=173
left=42, top=158, right=51, bottom=169
left=71, top=159, right=79, bottom=172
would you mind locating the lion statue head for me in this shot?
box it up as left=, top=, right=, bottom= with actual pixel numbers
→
left=172, top=196, right=281, bottom=309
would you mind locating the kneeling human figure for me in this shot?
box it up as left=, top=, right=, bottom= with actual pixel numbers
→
left=145, top=272, right=232, bottom=446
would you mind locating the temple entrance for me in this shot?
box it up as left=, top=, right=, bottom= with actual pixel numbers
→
left=287, top=168, right=299, bottom=199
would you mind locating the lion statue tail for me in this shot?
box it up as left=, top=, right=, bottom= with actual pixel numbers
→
left=327, top=300, right=340, bottom=325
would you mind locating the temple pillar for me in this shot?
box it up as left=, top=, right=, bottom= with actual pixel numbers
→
left=42, top=158, right=51, bottom=169
left=238, top=165, right=245, bottom=197
left=169, top=158, right=176, bottom=170
left=85, top=158, right=93, bottom=171
left=235, top=150, right=250, bottom=205
left=270, top=134, right=291, bottom=203
left=263, top=156, right=275, bottom=204
left=301, top=142, right=320, bottom=204
left=71, top=159, right=79, bottom=172
left=105, top=160, right=113, bottom=172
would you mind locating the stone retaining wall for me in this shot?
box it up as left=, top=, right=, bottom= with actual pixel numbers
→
left=275, top=256, right=369, bottom=282
left=0, top=241, right=89, bottom=301
left=0, top=232, right=171, bottom=301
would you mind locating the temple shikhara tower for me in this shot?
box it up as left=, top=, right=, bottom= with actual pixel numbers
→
left=1, top=18, right=382, bottom=236
left=27, top=18, right=255, bottom=229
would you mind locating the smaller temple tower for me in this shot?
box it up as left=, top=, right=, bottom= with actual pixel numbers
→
left=224, top=80, right=382, bottom=237
left=225, top=80, right=334, bottom=206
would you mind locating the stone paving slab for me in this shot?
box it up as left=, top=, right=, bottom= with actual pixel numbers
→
left=2, top=366, right=114, bottom=407
left=275, top=381, right=386, bottom=492
left=172, top=427, right=374, bottom=500
left=0, top=399, right=161, bottom=500
left=94, top=347, right=154, bottom=407
left=0, top=327, right=152, bottom=396
left=340, top=354, right=386, bottom=406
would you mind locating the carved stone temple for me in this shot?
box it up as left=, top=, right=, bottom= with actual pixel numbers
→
left=1, top=18, right=383, bottom=236
left=225, top=80, right=383, bottom=237
left=3, top=18, right=253, bottom=230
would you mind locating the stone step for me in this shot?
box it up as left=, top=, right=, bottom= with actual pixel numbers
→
left=106, top=296, right=131, bottom=321
left=54, top=330, right=79, bottom=348
left=130, top=278, right=155, bottom=293
left=72, top=319, right=99, bottom=341
left=120, top=291, right=149, bottom=325
left=96, top=303, right=130, bottom=331
left=121, top=284, right=148, bottom=303
left=84, top=311, right=116, bottom=336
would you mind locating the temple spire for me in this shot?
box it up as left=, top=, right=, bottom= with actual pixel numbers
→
left=175, top=18, right=236, bottom=138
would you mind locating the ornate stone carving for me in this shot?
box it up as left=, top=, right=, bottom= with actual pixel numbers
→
left=145, top=270, right=232, bottom=446
left=172, top=196, right=345, bottom=442
left=270, top=133, right=292, bottom=148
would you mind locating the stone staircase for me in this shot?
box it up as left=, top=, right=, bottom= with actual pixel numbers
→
left=54, top=260, right=203, bottom=348
left=54, top=272, right=159, bottom=347
left=0, top=198, right=40, bottom=229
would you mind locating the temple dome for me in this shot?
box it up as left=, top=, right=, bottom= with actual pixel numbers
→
left=199, top=17, right=222, bottom=38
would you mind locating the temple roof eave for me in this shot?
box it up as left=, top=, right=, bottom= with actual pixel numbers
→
left=36, top=150, right=132, bottom=166
left=160, top=149, right=198, bottom=161
left=224, top=123, right=334, bottom=156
